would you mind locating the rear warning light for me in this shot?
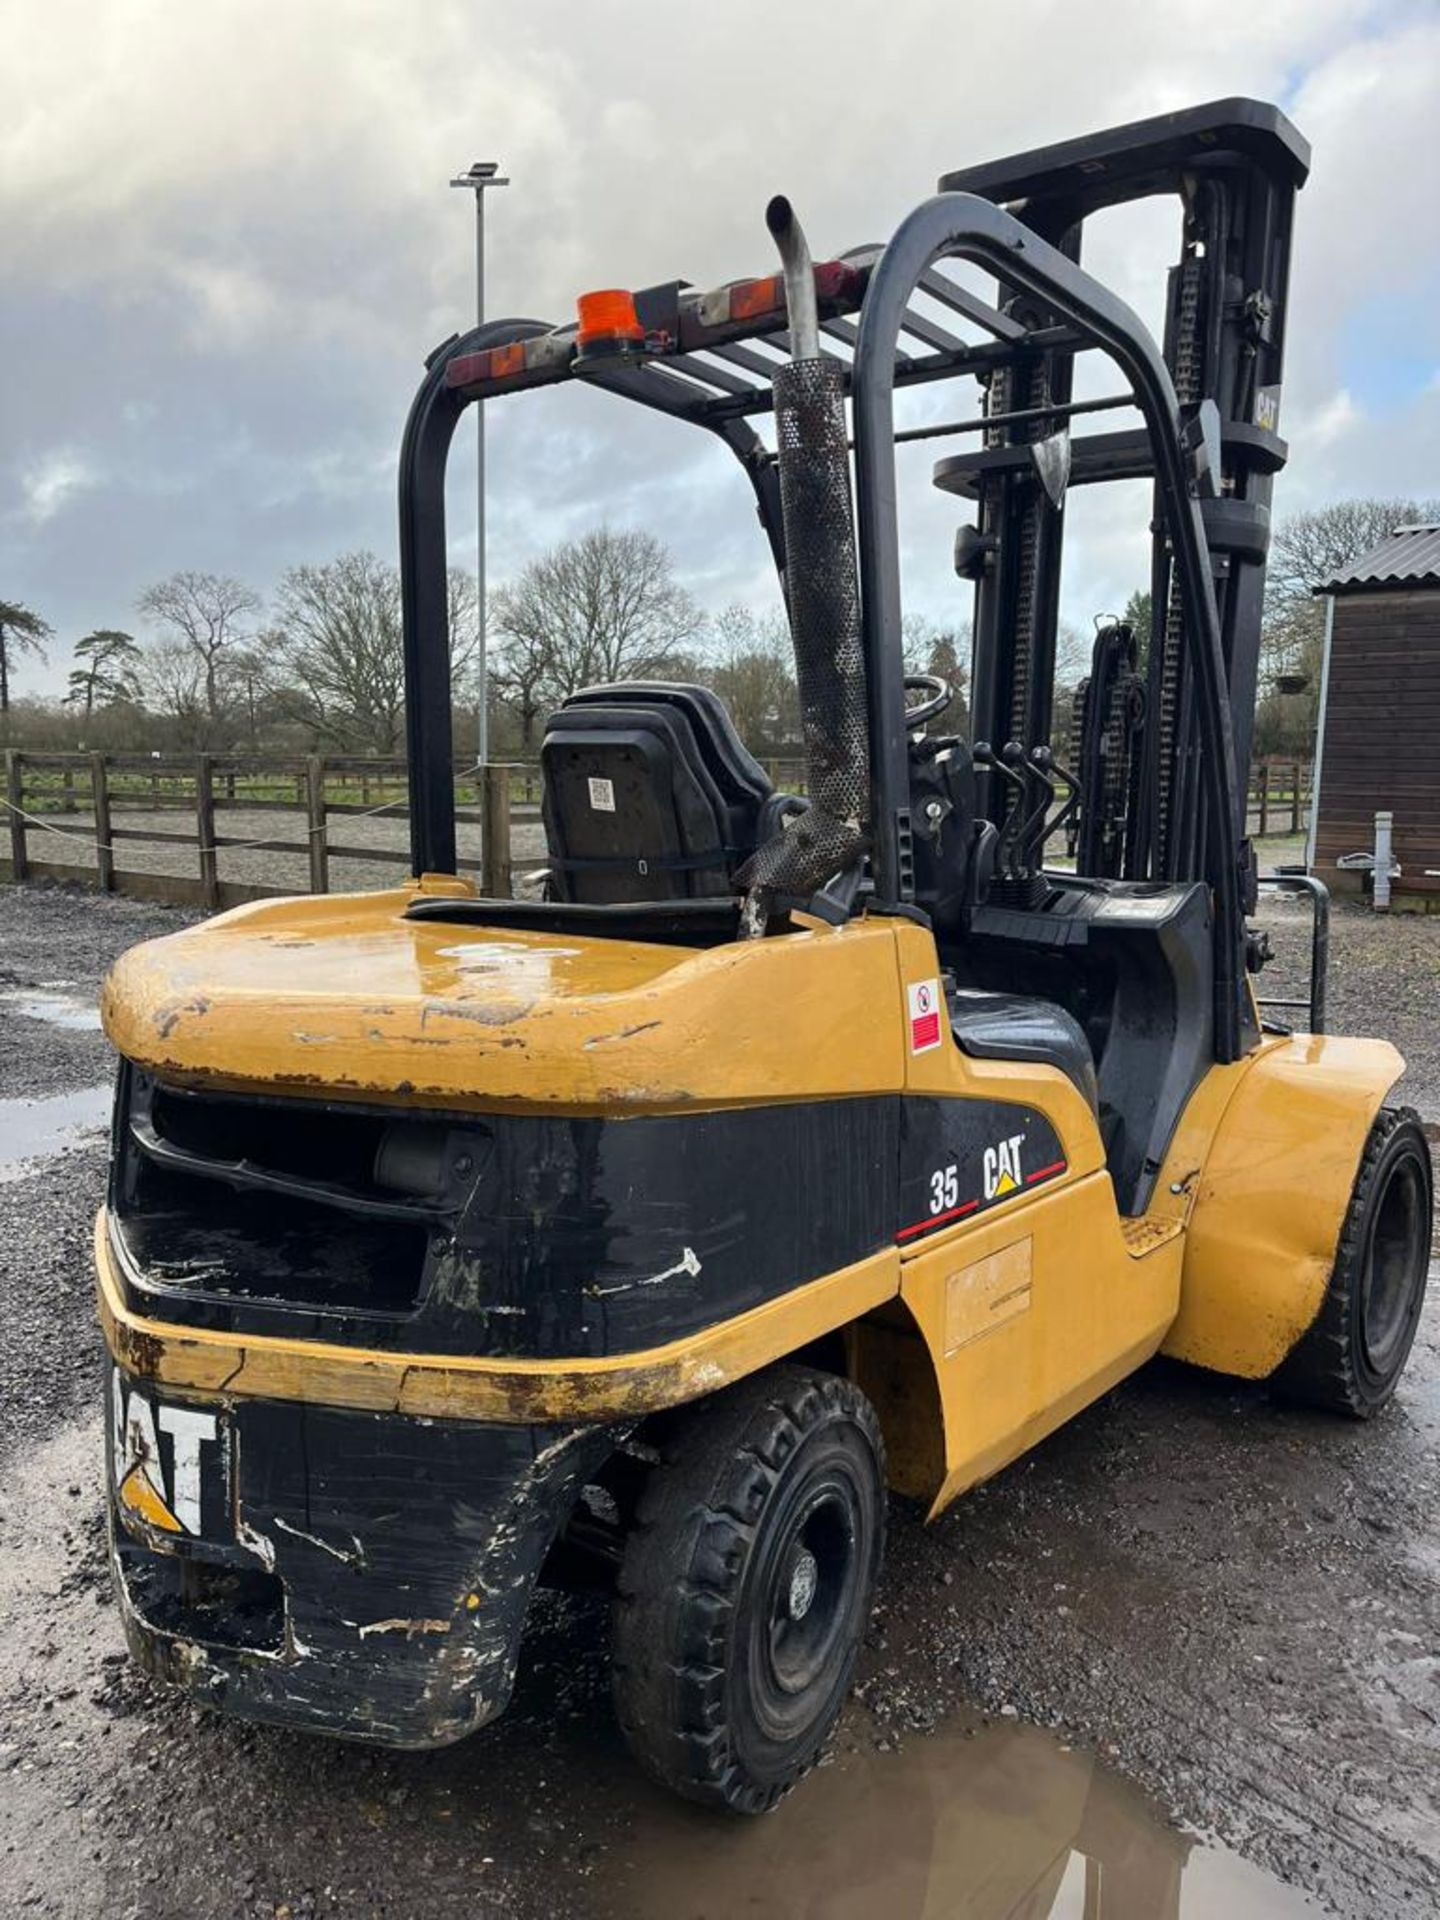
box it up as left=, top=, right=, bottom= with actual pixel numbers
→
left=445, top=330, right=574, bottom=391
left=731, top=273, right=785, bottom=323
left=694, top=259, right=864, bottom=332
left=483, top=342, right=526, bottom=380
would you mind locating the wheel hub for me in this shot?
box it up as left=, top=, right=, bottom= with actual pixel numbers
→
left=786, top=1546, right=819, bottom=1621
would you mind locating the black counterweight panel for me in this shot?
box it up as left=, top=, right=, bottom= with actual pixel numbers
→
left=114, top=1079, right=1072, bottom=1361
left=437, top=1097, right=899, bottom=1357
left=112, top=1079, right=900, bottom=1361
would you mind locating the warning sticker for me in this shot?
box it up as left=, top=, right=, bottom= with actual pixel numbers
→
left=908, top=978, right=942, bottom=1054
left=588, top=776, right=616, bottom=813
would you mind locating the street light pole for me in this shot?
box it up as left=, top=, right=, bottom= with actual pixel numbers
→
left=449, top=160, right=508, bottom=768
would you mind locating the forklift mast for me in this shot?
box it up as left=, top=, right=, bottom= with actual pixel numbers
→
left=937, top=101, right=1310, bottom=893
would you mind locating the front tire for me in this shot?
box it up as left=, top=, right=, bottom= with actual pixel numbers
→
left=611, top=1365, right=885, bottom=1813
left=1274, top=1106, right=1432, bottom=1417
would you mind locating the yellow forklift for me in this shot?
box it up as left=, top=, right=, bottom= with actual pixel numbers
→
left=97, top=99, right=1431, bottom=1813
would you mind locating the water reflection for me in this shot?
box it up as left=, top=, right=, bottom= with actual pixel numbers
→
left=0, top=1084, right=111, bottom=1180
left=607, top=1718, right=1323, bottom=1919
left=0, top=988, right=102, bottom=1032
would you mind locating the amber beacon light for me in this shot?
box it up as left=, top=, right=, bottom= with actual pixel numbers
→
left=574, top=287, right=647, bottom=361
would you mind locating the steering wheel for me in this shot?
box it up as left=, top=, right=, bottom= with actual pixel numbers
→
left=904, top=673, right=952, bottom=731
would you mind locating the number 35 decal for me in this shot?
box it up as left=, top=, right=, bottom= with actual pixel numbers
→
left=929, top=1163, right=959, bottom=1214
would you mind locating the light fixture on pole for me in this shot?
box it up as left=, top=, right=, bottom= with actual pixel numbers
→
left=449, top=159, right=509, bottom=768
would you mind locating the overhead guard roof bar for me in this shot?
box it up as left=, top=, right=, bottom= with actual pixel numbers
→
left=401, top=229, right=1154, bottom=884
left=402, top=243, right=1100, bottom=881
left=440, top=251, right=1083, bottom=427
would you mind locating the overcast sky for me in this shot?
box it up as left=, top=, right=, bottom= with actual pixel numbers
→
left=3, top=0, right=1437, bottom=696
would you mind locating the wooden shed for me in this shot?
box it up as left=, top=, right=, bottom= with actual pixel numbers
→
left=1309, top=523, right=1440, bottom=908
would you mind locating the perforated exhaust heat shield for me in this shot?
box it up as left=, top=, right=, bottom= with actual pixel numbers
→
left=738, top=202, right=870, bottom=931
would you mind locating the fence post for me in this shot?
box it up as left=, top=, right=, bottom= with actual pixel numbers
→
left=1291, top=761, right=1302, bottom=834
left=5, top=750, right=27, bottom=881
left=91, top=754, right=115, bottom=892
left=305, top=755, right=329, bottom=894
left=482, top=764, right=512, bottom=899
left=1256, top=762, right=1270, bottom=836
left=195, top=755, right=219, bottom=911
left=62, top=764, right=76, bottom=813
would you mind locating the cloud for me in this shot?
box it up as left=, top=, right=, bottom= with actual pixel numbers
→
left=16, top=448, right=101, bottom=526
left=0, top=0, right=1436, bottom=691
left=1297, top=389, right=1364, bottom=452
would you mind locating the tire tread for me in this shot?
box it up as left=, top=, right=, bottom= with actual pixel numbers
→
left=612, top=1365, right=884, bottom=1813
left=1273, top=1105, right=1432, bottom=1417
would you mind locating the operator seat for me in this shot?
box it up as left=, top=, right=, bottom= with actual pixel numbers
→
left=541, top=683, right=776, bottom=904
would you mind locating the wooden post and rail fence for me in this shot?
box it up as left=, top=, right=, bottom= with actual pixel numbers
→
left=1, top=751, right=530, bottom=912
left=0, top=747, right=1312, bottom=912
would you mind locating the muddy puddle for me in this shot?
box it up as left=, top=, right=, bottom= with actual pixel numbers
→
left=0, top=986, right=102, bottom=1031
left=0, top=1083, right=111, bottom=1181
left=604, top=1716, right=1326, bottom=1919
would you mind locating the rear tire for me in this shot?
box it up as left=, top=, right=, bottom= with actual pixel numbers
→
left=1273, top=1106, right=1432, bottom=1417
left=611, top=1365, right=885, bottom=1813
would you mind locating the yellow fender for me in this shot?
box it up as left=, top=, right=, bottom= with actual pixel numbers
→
left=1163, top=1034, right=1403, bottom=1379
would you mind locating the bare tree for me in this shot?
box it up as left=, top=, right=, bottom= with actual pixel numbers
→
left=0, top=601, right=53, bottom=715
left=65, top=630, right=142, bottom=719
left=140, top=639, right=212, bottom=744
left=487, top=605, right=553, bottom=752
left=228, top=646, right=276, bottom=752
left=901, top=613, right=970, bottom=733
left=269, top=552, right=406, bottom=755
left=490, top=528, right=702, bottom=746
left=1262, top=495, right=1440, bottom=684
left=705, top=604, right=798, bottom=752
left=1267, top=497, right=1440, bottom=612
left=446, top=567, right=480, bottom=686
left=137, top=571, right=261, bottom=736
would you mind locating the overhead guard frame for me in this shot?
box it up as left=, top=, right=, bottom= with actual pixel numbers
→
left=398, top=99, right=1306, bottom=1065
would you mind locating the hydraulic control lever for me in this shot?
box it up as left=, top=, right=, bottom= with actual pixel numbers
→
left=1015, top=745, right=1058, bottom=864
left=999, top=741, right=1044, bottom=877
left=973, top=740, right=1031, bottom=878
left=1040, top=747, right=1083, bottom=855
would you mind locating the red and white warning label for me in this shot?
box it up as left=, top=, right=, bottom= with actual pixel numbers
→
left=908, top=978, right=942, bottom=1053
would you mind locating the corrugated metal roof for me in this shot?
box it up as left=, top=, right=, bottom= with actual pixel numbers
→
left=1317, top=523, right=1440, bottom=593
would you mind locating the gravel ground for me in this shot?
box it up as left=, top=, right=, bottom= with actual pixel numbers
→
left=1254, top=893, right=1440, bottom=1120
left=0, top=881, right=1436, bottom=1919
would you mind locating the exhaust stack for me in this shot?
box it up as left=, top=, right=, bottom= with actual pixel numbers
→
left=768, top=195, right=821, bottom=358
left=738, top=198, right=871, bottom=933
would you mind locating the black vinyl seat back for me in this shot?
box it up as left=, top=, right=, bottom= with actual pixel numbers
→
left=560, top=682, right=772, bottom=842
left=541, top=685, right=773, bottom=905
